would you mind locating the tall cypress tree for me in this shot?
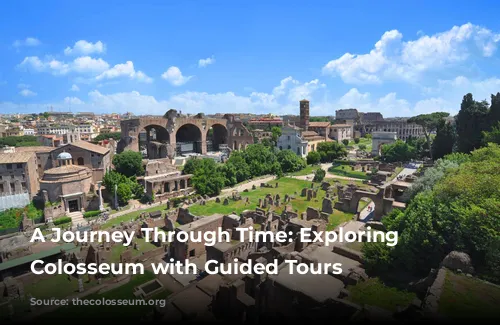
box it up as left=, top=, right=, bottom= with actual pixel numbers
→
left=455, top=93, right=489, bottom=153
left=432, top=119, right=455, bottom=159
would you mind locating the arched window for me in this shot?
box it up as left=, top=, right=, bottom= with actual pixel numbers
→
left=77, top=157, right=84, bottom=165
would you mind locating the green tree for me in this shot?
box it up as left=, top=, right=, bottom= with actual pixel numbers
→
left=354, top=138, right=360, bottom=144
left=342, top=139, right=349, bottom=146
left=364, top=134, right=372, bottom=139
left=225, top=151, right=251, bottom=183
left=116, top=183, right=133, bottom=206
left=488, top=92, right=500, bottom=130
left=359, top=144, right=367, bottom=151
left=243, top=144, right=280, bottom=176
left=482, top=121, right=500, bottom=145
left=373, top=144, right=500, bottom=279
left=380, top=140, right=415, bottom=162
left=408, top=112, right=450, bottom=160
left=313, top=168, right=326, bottom=182
left=316, top=142, right=348, bottom=163
left=271, top=126, right=282, bottom=145
left=191, top=159, right=226, bottom=196
left=93, top=132, right=121, bottom=142
left=42, top=112, right=50, bottom=119
left=306, top=151, right=321, bottom=165
left=277, top=150, right=306, bottom=173
left=432, top=119, right=456, bottom=159
left=183, top=158, right=204, bottom=175
left=455, top=93, right=489, bottom=153
left=112, top=151, right=144, bottom=177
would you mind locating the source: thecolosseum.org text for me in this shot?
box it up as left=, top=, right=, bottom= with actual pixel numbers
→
left=30, top=297, right=167, bottom=308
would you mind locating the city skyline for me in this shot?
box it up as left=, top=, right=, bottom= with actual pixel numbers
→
left=2, top=1, right=500, bottom=116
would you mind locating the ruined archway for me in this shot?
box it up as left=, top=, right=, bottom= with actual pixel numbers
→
left=176, top=123, right=202, bottom=155
left=207, top=124, right=228, bottom=152
left=139, top=124, right=170, bottom=159
left=356, top=197, right=375, bottom=222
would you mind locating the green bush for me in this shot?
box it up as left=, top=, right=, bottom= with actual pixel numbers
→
left=313, top=168, right=326, bottom=182
left=354, top=138, right=360, bottom=144
left=54, top=217, right=72, bottom=226
left=83, top=210, right=101, bottom=218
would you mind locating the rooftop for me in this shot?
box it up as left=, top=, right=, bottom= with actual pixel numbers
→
left=57, top=140, right=110, bottom=155
left=0, top=152, right=33, bottom=164
left=309, top=121, right=331, bottom=128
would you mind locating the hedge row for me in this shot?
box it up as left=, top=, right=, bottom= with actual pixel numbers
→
left=53, top=217, right=72, bottom=226
left=83, top=210, right=101, bottom=218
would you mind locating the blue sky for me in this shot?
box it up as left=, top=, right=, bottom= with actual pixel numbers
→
left=2, top=0, right=500, bottom=117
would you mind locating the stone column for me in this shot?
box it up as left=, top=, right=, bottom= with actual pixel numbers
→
left=98, top=182, right=105, bottom=211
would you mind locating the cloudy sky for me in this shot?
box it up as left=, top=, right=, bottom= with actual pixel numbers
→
left=1, top=0, right=500, bottom=117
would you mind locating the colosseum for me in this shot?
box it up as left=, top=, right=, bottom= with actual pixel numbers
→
left=117, top=110, right=254, bottom=159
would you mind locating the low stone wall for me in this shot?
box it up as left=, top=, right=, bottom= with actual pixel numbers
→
left=422, top=267, right=447, bottom=315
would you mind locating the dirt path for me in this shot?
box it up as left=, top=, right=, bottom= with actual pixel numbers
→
left=221, top=175, right=276, bottom=195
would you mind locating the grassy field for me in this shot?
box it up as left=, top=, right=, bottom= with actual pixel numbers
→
left=349, top=137, right=372, bottom=152
left=438, top=270, right=500, bottom=320
left=189, top=176, right=355, bottom=230
left=328, top=164, right=370, bottom=180
left=39, top=271, right=171, bottom=321
left=110, top=237, right=160, bottom=262
left=101, top=205, right=170, bottom=229
left=347, top=277, right=416, bottom=312
left=288, top=165, right=321, bottom=176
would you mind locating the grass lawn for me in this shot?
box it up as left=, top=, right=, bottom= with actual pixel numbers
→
left=101, top=205, right=170, bottom=229
left=39, top=271, right=171, bottom=321
left=438, top=270, right=500, bottom=320
left=23, top=274, right=99, bottom=299
left=349, top=137, right=372, bottom=152
left=288, top=165, right=321, bottom=176
left=329, top=164, right=370, bottom=180
left=347, top=277, right=416, bottom=312
left=189, top=176, right=354, bottom=230
left=110, top=237, right=160, bottom=262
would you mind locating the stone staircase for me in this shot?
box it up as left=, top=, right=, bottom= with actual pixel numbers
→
left=68, top=211, right=88, bottom=227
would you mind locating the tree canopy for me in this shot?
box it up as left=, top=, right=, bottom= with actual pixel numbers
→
left=380, top=140, right=415, bottom=162
left=316, top=142, right=348, bottom=162
left=408, top=112, right=449, bottom=160
left=277, top=149, right=306, bottom=173
left=365, top=144, right=500, bottom=282
left=112, top=150, right=144, bottom=177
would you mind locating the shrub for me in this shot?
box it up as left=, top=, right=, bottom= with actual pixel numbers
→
left=342, top=139, right=349, bottom=146
left=54, top=217, right=72, bottom=226
left=354, top=138, right=360, bottom=144
left=306, top=151, right=321, bottom=165
left=83, top=210, right=101, bottom=218
left=313, top=168, right=326, bottom=182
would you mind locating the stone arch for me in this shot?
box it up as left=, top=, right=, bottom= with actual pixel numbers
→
left=207, top=123, right=228, bottom=151
left=77, top=157, right=84, bottom=165
left=139, top=124, right=170, bottom=158
left=175, top=123, right=203, bottom=155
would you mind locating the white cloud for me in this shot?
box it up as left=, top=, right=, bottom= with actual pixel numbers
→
left=64, top=97, right=84, bottom=105
left=19, top=89, right=37, bottom=97
left=96, top=61, right=153, bottom=83
left=13, top=37, right=41, bottom=48
left=17, top=83, right=30, bottom=89
left=64, top=40, right=105, bottom=56
left=70, top=84, right=80, bottom=92
left=323, top=23, right=500, bottom=84
left=161, top=66, right=192, bottom=86
left=198, top=56, right=216, bottom=67
left=18, top=56, right=107, bottom=75
left=72, top=56, right=110, bottom=74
